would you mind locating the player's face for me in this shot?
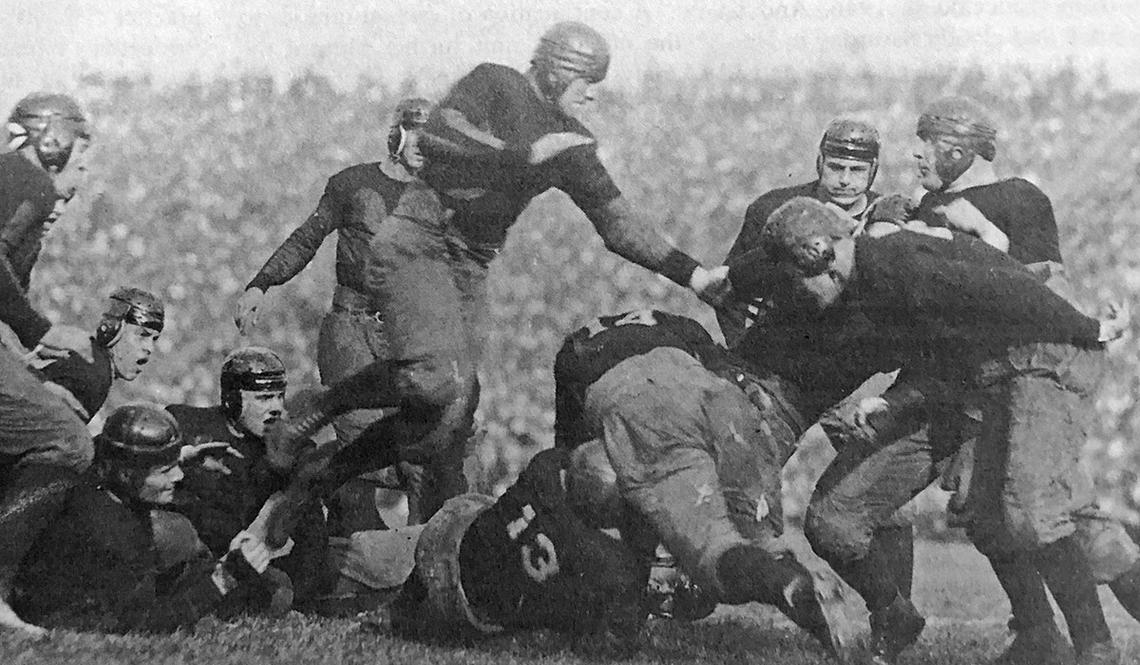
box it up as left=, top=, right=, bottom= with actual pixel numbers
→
left=33, top=117, right=86, bottom=174
left=138, top=462, right=184, bottom=505
left=110, top=323, right=159, bottom=381
left=51, top=138, right=91, bottom=199
left=914, top=137, right=968, bottom=192
left=818, top=156, right=873, bottom=208
left=400, top=130, right=425, bottom=171
left=556, top=77, right=597, bottom=120
left=787, top=237, right=855, bottom=313
left=237, top=389, right=285, bottom=438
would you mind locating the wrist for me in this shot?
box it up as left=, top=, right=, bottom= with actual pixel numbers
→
left=661, top=250, right=702, bottom=288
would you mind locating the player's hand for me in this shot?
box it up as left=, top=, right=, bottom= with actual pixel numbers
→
left=37, top=324, right=93, bottom=362
left=178, top=442, right=243, bottom=463
left=235, top=288, right=265, bottom=335
left=868, top=193, right=916, bottom=225
left=528, top=132, right=594, bottom=165
left=1098, top=300, right=1131, bottom=343
left=818, top=396, right=888, bottom=450
left=852, top=396, right=889, bottom=430
left=932, top=198, right=985, bottom=231
left=690, top=265, right=734, bottom=308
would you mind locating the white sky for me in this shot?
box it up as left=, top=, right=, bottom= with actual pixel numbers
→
left=2, top=0, right=1138, bottom=110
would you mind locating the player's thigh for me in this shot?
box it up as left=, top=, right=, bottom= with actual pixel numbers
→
left=808, top=429, right=938, bottom=539
left=0, top=350, right=92, bottom=470
left=317, top=310, right=387, bottom=385
left=621, top=447, right=745, bottom=591
left=999, top=375, right=1092, bottom=548
left=703, top=382, right=787, bottom=538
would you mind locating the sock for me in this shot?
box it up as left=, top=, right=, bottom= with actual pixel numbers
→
left=715, top=544, right=805, bottom=606
left=876, top=525, right=916, bottom=600
left=830, top=539, right=901, bottom=613
left=1034, top=536, right=1112, bottom=652
left=987, top=553, right=1054, bottom=631
left=1108, top=561, right=1140, bottom=624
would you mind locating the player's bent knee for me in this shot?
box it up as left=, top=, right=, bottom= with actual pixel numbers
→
left=394, top=357, right=475, bottom=412
left=26, top=425, right=95, bottom=473
left=804, top=500, right=873, bottom=564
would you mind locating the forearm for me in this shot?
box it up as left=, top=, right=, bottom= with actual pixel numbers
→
left=246, top=204, right=336, bottom=292
left=584, top=197, right=701, bottom=287
left=0, top=255, right=50, bottom=347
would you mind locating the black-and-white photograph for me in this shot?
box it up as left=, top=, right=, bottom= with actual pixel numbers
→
left=2, top=1, right=1139, bottom=663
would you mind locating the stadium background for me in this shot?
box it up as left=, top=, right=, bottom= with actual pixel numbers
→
left=11, top=1, right=1140, bottom=534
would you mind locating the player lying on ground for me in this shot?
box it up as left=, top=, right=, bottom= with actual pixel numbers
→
left=12, top=404, right=287, bottom=634
left=260, top=311, right=854, bottom=659
left=755, top=196, right=1129, bottom=665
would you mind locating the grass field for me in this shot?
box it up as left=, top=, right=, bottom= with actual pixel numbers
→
left=3, top=541, right=1138, bottom=665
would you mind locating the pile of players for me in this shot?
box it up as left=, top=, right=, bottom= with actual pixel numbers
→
left=0, top=19, right=1135, bottom=665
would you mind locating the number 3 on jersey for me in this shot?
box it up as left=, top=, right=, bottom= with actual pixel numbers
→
left=506, top=503, right=560, bottom=582
left=584, top=309, right=658, bottom=338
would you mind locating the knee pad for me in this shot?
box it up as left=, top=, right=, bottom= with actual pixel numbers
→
left=565, top=440, right=624, bottom=529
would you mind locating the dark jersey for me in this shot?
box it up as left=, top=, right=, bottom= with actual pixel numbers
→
left=247, top=162, right=410, bottom=295
left=422, top=63, right=622, bottom=251
left=38, top=340, right=113, bottom=422
left=731, top=302, right=896, bottom=425
left=167, top=405, right=288, bottom=555
left=851, top=232, right=1100, bottom=366
left=913, top=178, right=1061, bottom=265
left=16, top=482, right=222, bottom=633
left=455, top=448, right=643, bottom=636
left=167, top=405, right=330, bottom=599
left=553, top=310, right=736, bottom=449
left=0, top=152, right=59, bottom=347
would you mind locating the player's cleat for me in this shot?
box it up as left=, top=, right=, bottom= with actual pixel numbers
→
left=776, top=559, right=857, bottom=662
left=0, top=599, right=48, bottom=640
left=866, top=596, right=925, bottom=665
left=992, top=621, right=1070, bottom=665
left=1075, top=641, right=1122, bottom=665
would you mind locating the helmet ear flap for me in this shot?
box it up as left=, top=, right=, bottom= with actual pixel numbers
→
left=94, top=317, right=122, bottom=348
left=221, top=390, right=242, bottom=421
left=387, top=125, right=406, bottom=158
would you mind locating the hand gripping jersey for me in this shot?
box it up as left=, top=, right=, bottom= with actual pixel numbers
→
left=913, top=178, right=1061, bottom=265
